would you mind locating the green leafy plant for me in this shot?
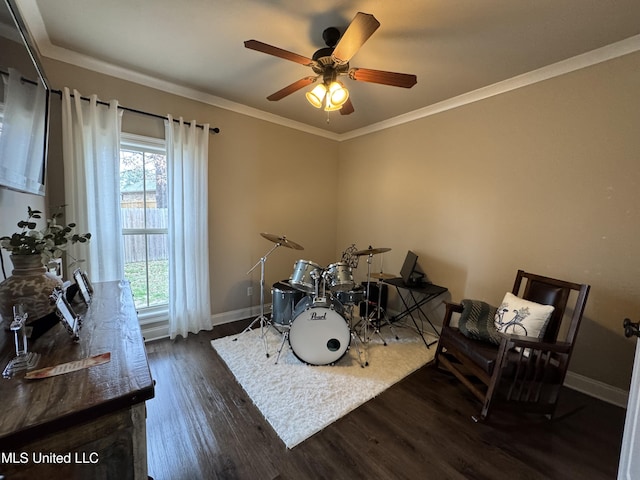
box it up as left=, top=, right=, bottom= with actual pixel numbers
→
left=0, top=206, right=91, bottom=266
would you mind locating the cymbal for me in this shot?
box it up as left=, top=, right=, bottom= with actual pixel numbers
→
left=260, top=232, right=304, bottom=250
left=353, top=247, right=391, bottom=256
left=370, top=272, right=396, bottom=280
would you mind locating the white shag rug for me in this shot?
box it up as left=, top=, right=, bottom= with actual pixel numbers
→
left=211, top=324, right=436, bottom=448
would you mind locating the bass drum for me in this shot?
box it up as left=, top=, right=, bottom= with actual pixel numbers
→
left=289, top=298, right=351, bottom=365
left=271, top=280, right=305, bottom=325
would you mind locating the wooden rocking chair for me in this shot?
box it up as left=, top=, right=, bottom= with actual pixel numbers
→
left=434, top=270, right=590, bottom=421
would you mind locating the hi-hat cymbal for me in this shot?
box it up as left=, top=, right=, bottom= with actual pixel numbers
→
left=260, top=232, right=304, bottom=250
left=353, top=247, right=391, bottom=256
left=370, top=272, right=396, bottom=280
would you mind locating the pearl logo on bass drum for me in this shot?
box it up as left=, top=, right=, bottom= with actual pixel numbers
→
left=310, top=311, right=327, bottom=320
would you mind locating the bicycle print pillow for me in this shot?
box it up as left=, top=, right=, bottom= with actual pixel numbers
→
left=494, top=292, right=554, bottom=339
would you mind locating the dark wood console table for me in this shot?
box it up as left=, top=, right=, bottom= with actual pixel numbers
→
left=0, top=280, right=154, bottom=479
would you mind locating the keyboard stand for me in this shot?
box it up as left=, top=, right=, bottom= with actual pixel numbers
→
left=383, top=277, right=448, bottom=349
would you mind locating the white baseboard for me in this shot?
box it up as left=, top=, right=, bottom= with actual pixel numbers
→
left=210, top=304, right=267, bottom=326
left=142, top=304, right=269, bottom=343
left=141, top=323, right=169, bottom=343
left=564, top=371, right=629, bottom=408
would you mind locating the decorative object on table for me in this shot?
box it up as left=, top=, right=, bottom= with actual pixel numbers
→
left=73, top=268, right=92, bottom=305
left=2, top=304, right=41, bottom=378
left=25, top=352, right=110, bottom=380
left=0, top=206, right=91, bottom=326
left=81, top=270, right=93, bottom=294
left=50, top=287, right=82, bottom=341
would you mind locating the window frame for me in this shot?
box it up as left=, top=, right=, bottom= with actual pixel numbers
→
left=119, top=132, right=169, bottom=326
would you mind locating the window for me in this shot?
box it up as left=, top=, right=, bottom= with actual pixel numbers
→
left=119, top=133, right=169, bottom=312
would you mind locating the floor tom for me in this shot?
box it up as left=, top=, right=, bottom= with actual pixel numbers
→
left=271, top=280, right=305, bottom=325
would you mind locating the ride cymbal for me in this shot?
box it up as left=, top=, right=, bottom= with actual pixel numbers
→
left=353, top=247, right=391, bottom=256
left=260, top=232, right=304, bottom=250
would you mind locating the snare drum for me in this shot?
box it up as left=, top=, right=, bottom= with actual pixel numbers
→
left=334, top=286, right=366, bottom=305
left=271, top=280, right=305, bottom=325
left=289, top=298, right=350, bottom=365
left=290, top=259, right=323, bottom=293
left=324, top=262, right=354, bottom=292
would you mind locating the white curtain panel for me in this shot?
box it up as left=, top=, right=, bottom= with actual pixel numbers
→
left=165, top=115, right=212, bottom=339
left=61, top=87, right=124, bottom=282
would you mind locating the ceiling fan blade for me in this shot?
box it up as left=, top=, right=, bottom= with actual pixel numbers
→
left=340, top=98, right=354, bottom=115
left=349, top=68, right=417, bottom=88
left=266, top=76, right=317, bottom=101
left=244, top=40, right=315, bottom=66
left=331, top=12, right=380, bottom=65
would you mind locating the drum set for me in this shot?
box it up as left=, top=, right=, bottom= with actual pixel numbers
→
left=240, top=232, right=396, bottom=367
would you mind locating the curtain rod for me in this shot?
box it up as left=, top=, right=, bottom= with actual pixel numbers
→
left=50, top=88, right=220, bottom=134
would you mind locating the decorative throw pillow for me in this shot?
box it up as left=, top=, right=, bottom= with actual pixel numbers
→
left=493, top=292, right=554, bottom=339
left=458, top=299, right=502, bottom=345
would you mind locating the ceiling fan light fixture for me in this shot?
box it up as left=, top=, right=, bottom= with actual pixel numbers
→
left=305, top=84, right=327, bottom=108
left=324, top=81, right=349, bottom=111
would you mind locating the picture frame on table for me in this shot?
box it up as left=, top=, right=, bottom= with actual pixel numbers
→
left=73, top=268, right=92, bottom=305
left=80, top=270, right=94, bottom=294
left=50, top=287, right=81, bottom=341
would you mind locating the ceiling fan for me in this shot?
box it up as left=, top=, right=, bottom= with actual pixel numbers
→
left=244, top=12, right=417, bottom=116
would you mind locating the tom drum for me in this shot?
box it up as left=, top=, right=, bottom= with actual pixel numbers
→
left=324, top=262, right=354, bottom=292
left=290, top=259, right=323, bottom=293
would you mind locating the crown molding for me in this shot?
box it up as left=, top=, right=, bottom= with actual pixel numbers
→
left=337, top=34, right=640, bottom=141
left=16, top=0, right=640, bottom=143
left=45, top=43, right=341, bottom=141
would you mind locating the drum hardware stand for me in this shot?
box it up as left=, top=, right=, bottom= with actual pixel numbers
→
left=345, top=305, right=368, bottom=367
left=235, top=233, right=305, bottom=357
left=274, top=325, right=290, bottom=364
left=312, top=269, right=326, bottom=304
left=367, top=274, right=400, bottom=344
left=235, top=242, right=281, bottom=357
left=360, top=251, right=389, bottom=346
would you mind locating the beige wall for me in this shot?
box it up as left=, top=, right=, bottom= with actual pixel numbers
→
left=1, top=49, right=638, bottom=391
left=39, top=59, right=340, bottom=315
left=337, top=52, right=640, bottom=390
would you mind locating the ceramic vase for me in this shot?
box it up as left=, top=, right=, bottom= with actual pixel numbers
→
left=0, top=254, right=63, bottom=328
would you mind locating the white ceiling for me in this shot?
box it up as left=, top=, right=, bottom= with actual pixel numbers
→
left=12, top=0, right=640, bottom=138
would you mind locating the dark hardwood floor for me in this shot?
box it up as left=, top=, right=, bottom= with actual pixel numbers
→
left=144, top=320, right=626, bottom=480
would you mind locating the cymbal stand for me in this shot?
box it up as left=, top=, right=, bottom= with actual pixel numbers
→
left=368, top=277, right=399, bottom=344
left=361, top=254, right=387, bottom=345
left=235, top=242, right=281, bottom=357
left=346, top=303, right=368, bottom=367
